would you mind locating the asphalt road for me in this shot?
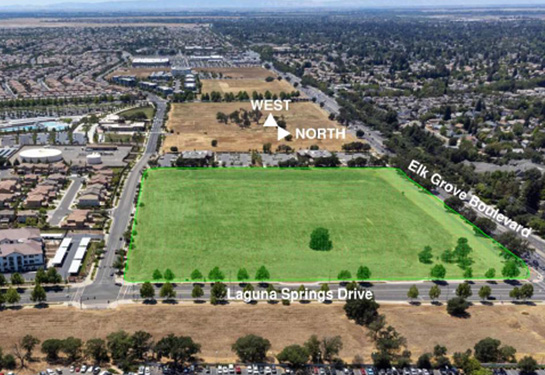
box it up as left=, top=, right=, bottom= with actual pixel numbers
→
left=16, top=279, right=545, bottom=306
left=71, top=94, right=167, bottom=306
left=48, top=176, right=84, bottom=226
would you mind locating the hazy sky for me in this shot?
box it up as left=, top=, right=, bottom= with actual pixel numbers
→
left=2, top=0, right=545, bottom=6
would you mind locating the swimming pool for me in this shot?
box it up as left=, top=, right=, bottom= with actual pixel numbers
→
left=0, top=121, right=70, bottom=133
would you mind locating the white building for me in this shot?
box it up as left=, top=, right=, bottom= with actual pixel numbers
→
left=0, top=228, right=44, bottom=273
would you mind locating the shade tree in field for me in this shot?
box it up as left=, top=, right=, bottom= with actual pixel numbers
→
left=255, top=266, right=271, bottom=282
left=208, top=266, right=225, bottom=281
left=190, top=269, right=203, bottom=281
left=430, top=264, right=446, bottom=280
left=356, top=266, right=371, bottom=281
left=418, top=246, right=433, bottom=264
left=237, top=268, right=250, bottom=282
left=309, top=227, right=333, bottom=251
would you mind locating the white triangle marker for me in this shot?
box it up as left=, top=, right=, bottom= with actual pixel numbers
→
left=277, top=127, right=291, bottom=141
left=263, top=113, right=278, bottom=127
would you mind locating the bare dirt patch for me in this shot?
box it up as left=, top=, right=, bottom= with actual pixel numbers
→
left=163, top=101, right=356, bottom=152
left=1, top=303, right=369, bottom=365
left=201, top=79, right=296, bottom=95
left=195, top=67, right=277, bottom=80
left=2, top=303, right=545, bottom=368
left=106, top=67, right=171, bottom=79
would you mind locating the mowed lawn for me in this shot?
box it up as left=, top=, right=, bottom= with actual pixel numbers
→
left=125, top=168, right=514, bottom=282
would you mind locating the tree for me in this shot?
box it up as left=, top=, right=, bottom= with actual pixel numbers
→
left=190, top=269, right=203, bottom=281
left=30, top=283, right=47, bottom=304
left=131, top=331, right=153, bottom=360
left=456, top=282, right=472, bottom=299
left=164, top=269, right=175, bottom=281
left=357, top=266, right=371, bottom=281
left=5, top=287, right=20, bottom=306
left=107, top=330, right=133, bottom=364
left=474, top=337, right=502, bottom=363
left=502, top=260, right=521, bottom=279
left=35, top=268, right=48, bottom=284
left=338, top=270, right=352, bottom=281
left=418, top=246, right=433, bottom=264
left=430, top=264, right=446, bottom=279
left=446, top=297, right=470, bottom=316
left=140, top=282, right=155, bottom=301
left=61, top=337, right=83, bottom=363
left=473, top=218, right=497, bottom=236
left=429, top=285, right=441, bottom=302
left=152, top=269, right=163, bottom=281
left=444, top=196, right=464, bottom=212
left=192, top=284, right=204, bottom=299
left=463, top=267, right=473, bottom=279
left=41, top=339, right=63, bottom=362
left=510, top=287, right=522, bottom=300
left=154, top=334, right=201, bottom=366
left=10, top=272, right=24, bottom=285
left=46, top=267, right=62, bottom=284
left=85, top=338, right=109, bottom=364
left=210, top=282, right=227, bottom=305
left=237, top=268, right=250, bottom=282
left=484, top=268, right=496, bottom=279
left=519, top=356, right=538, bottom=374
left=478, top=285, right=492, bottom=301
left=309, top=227, right=333, bottom=251
left=304, top=335, right=322, bottom=363
left=321, top=336, right=343, bottom=363
left=417, top=353, right=433, bottom=369
left=0, top=273, right=6, bottom=286
left=343, top=292, right=380, bottom=326
left=232, top=334, right=271, bottom=363
left=21, top=334, right=40, bottom=361
left=520, top=284, right=534, bottom=301
left=208, top=266, right=225, bottom=281
left=276, top=345, right=309, bottom=368
left=407, top=285, right=419, bottom=301
left=160, top=282, right=176, bottom=300
left=255, top=266, right=270, bottom=282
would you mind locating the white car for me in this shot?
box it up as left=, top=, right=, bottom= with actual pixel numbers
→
left=218, top=368, right=223, bottom=375
left=145, top=368, right=151, bottom=375
left=81, top=366, right=87, bottom=374
left=138, top=367, right=145, bottom=375
left=229, top=365, right=235, bottom=375
left=87, top=367, right=94, bottom=374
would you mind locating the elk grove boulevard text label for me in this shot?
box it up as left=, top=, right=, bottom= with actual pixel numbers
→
left=408, top=159, right=532, bottom=238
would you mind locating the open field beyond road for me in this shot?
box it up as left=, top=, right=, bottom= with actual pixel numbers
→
left=163, top=101, right=355, bottom=152
left=2, top=304, right=545, bottom=367
left=125, top=168, right=514, bottom=282
left=106, top=67, right=171, bottom=79
left=195, top=67, right=277, bottom=80
left=201, top=79, right=296, bottom=95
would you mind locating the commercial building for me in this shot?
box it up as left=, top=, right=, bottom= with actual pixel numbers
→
left=0, top=228, right=44, bottom=273
left=132, top=57, right=170, bottom=67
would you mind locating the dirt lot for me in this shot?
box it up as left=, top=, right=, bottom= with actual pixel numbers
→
left=195, top=67, right=277, bottom=80
left=201, top=79, right=296, bottom=95
left=163, top=101, right=356, bottom=152
left=106, top=67, right=171, bottom=79
left=2, top=303, right=545, bottom=366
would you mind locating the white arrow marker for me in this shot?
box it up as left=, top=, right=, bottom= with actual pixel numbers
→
left=277, top=127, right=291, bottom=141
left=263, top=113, right=278, bottom=127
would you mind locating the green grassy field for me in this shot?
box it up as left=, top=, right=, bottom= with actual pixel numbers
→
left=125, top=168, right=525, bottom=282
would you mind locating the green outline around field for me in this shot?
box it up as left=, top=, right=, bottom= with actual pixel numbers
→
left=124, top=167, right=529, bottom=283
